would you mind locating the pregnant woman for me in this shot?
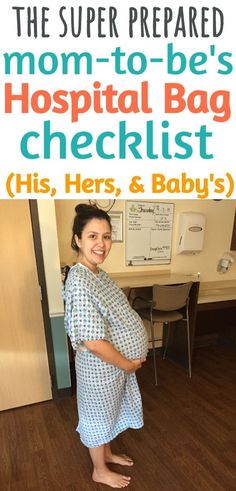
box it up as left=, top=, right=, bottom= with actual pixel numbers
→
left=64, top=204, right=148, bottom=488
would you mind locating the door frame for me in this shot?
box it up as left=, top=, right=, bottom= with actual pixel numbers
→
left=29, top=200, right=66, bottom=399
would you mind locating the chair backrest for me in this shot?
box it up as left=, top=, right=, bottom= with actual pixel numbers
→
left=152, top=282, right=193, bottom=311
left=122, top=287, right=130, bottom=296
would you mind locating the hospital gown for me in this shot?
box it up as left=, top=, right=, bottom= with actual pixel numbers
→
left=64, top=263, right=148, bottom=448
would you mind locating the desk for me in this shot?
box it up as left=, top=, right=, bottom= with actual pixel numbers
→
left=111, top=272, right=200, bottom=371
left=112, top=273, right=236, bottom=370
left=196, top=281, right=236, bottom=349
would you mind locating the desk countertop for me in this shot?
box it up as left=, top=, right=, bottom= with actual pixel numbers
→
left=198, top=281, right=236, bottom=304
left=110, top=273, right=236, bottom=305
left=110, top=271, right=198, bottom=289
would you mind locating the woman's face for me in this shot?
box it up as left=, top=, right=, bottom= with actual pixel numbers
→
left=75, top=218, right=112, bottom=272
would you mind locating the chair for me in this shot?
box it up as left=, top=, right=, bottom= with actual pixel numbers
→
left=133, top=282, right=193, bottom=385
left=122, top=287, right=132, bottom=302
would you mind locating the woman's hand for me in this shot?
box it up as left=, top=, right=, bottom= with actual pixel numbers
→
left=83, top=339, right=146, bottom=372
left=125, top=358, right=146, bottom=373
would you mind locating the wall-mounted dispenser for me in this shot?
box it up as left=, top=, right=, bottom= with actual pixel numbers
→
left=177, top=212, right=206, bottom=254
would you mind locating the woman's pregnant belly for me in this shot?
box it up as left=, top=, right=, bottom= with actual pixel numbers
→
left=111, top=321, right=149, bottom=360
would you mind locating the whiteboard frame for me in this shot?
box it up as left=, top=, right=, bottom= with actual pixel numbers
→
left=125, top=201, right=174, bottom=266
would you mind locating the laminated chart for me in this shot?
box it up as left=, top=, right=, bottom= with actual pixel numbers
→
left=126, top=201, right=174, bottom=265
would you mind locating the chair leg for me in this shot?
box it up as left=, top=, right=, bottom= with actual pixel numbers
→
left=186, top=318, right=192, bottom=378
left=150, top=321, right=158, bottom=385
left=163, top=322, right=170, bottom=359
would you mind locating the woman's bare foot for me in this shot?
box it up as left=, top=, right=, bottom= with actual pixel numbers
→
left=105, top=453, right=134, bottom=466
left=92, top=468, right=131, bottom=488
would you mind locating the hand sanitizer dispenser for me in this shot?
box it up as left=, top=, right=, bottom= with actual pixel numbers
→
left=177, top=212, right=206, bottom=254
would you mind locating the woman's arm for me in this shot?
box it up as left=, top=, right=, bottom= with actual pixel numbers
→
left=83, top=339, right=145, bottom=373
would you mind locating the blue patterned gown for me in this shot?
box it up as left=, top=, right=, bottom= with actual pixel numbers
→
left=64, top=263, right=148, bottom=448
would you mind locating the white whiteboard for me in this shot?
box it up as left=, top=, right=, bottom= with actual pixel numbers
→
left=126, top=201, right=174, bottom=265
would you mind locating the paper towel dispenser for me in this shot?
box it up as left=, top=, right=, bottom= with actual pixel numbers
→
left=177, top=212, right=206, bottom=254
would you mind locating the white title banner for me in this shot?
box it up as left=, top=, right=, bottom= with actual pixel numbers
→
left=0, top=0, right=235, bottom=199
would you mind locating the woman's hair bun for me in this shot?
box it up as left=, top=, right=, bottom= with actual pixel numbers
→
left=75, top=203, right=96, bottom=215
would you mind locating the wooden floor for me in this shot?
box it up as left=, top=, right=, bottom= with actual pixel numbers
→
left=1, top=346, right=236, bottom=491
